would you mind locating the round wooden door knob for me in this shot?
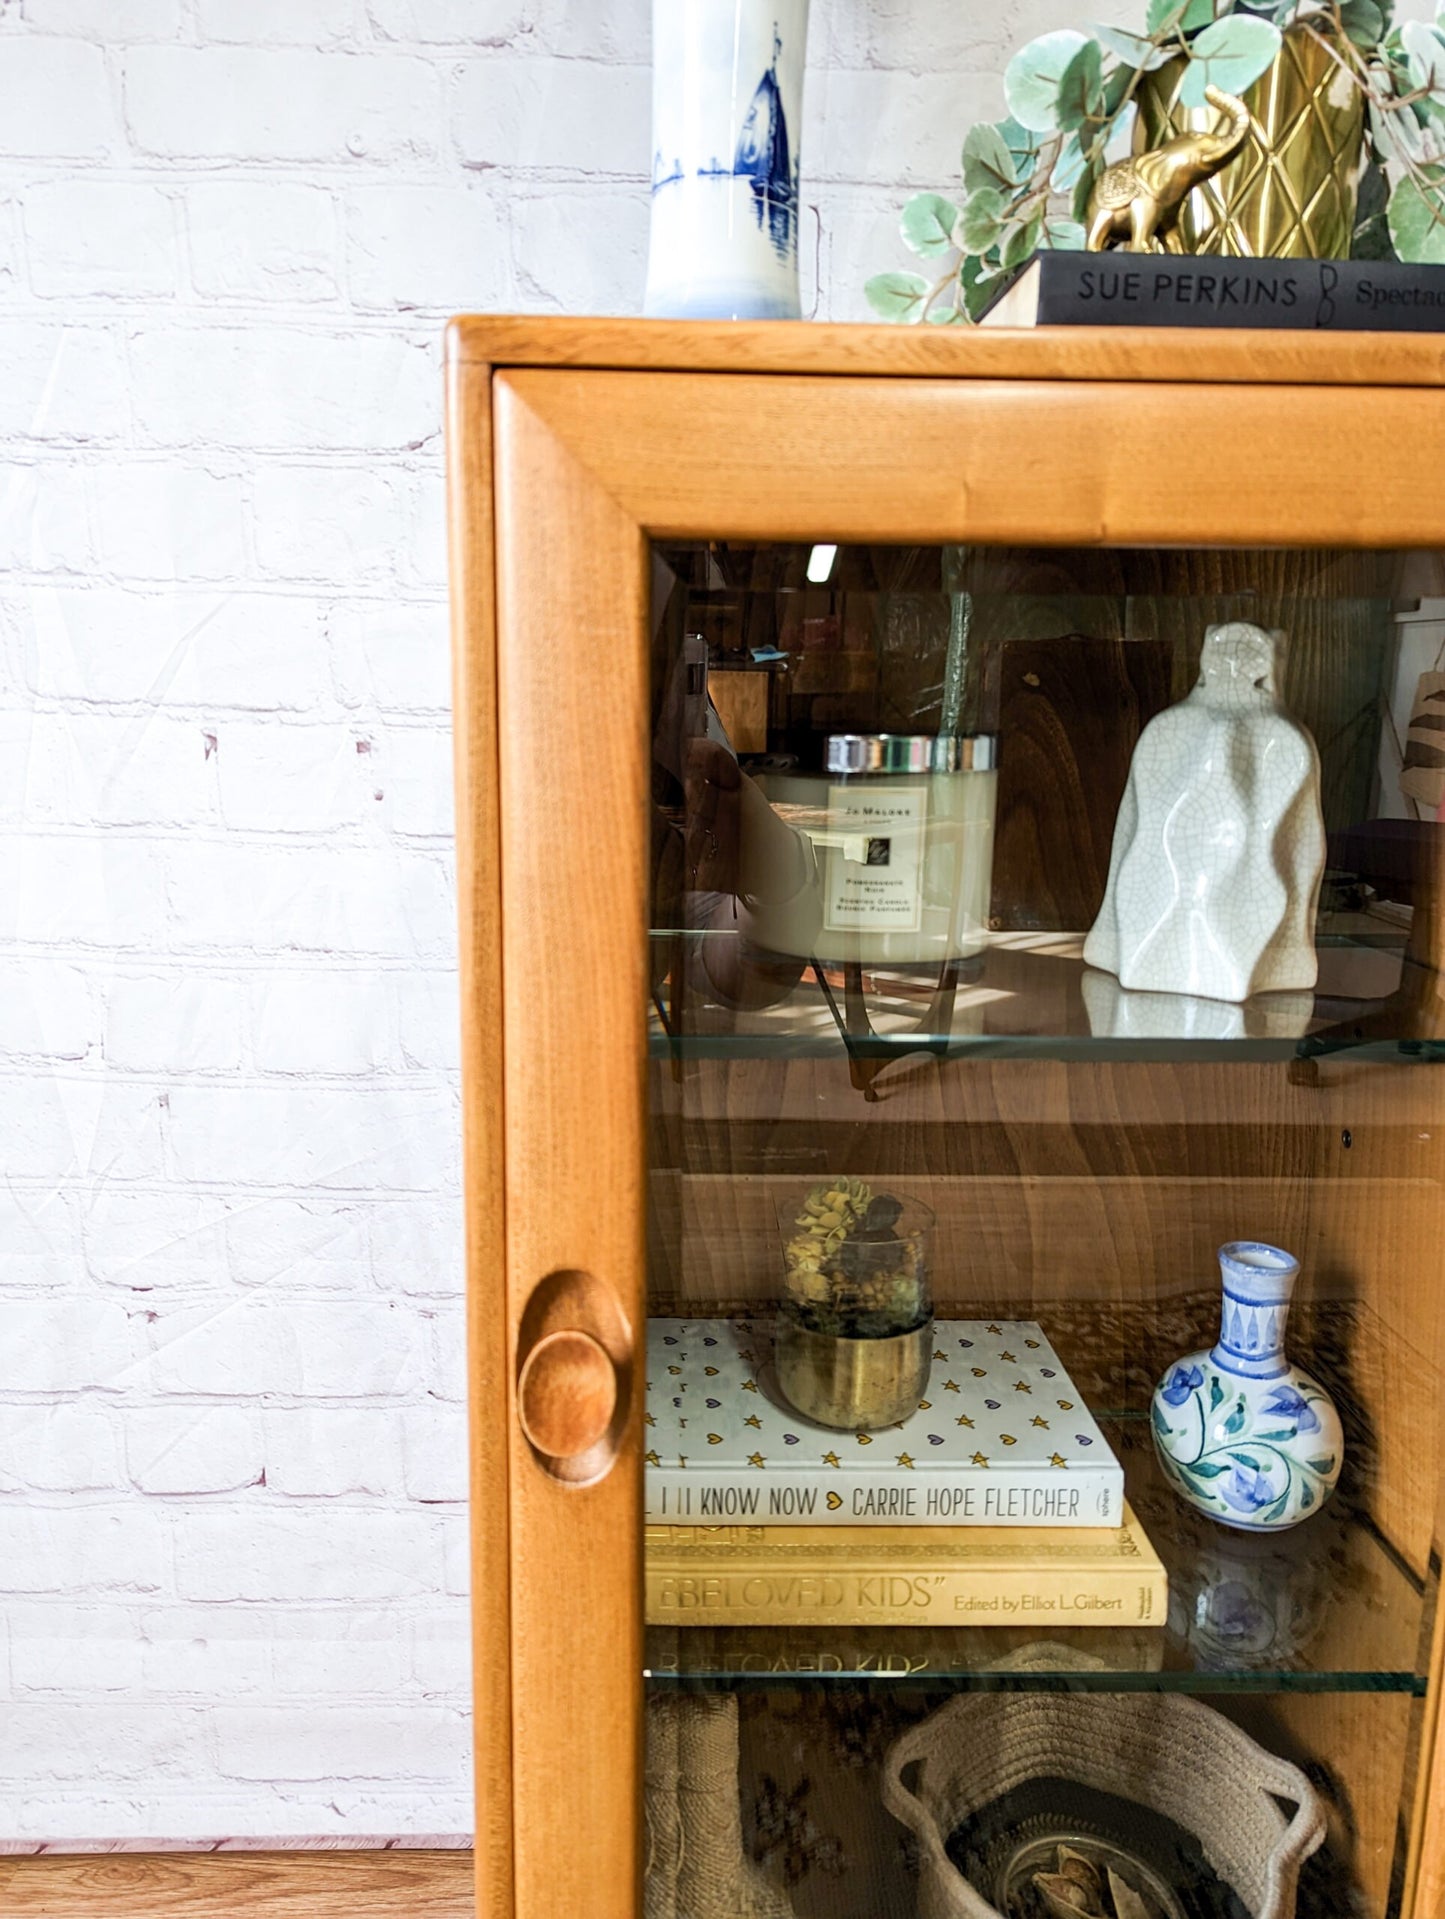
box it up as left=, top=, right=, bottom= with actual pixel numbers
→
left=518, top=1330, right=617, bottom=1461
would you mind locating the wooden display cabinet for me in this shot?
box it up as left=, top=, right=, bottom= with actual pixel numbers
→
left=447, top=317, right=1445, bottom=1919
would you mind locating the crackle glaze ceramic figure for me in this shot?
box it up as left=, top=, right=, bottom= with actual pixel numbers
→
left=1084, top=622, right=1325, bottom=1003
left=1151, top=1242, right=1344, bottom=1531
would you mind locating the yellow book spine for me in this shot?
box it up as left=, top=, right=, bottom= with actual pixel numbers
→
left=645, top=1559, right=1167, bottom=1628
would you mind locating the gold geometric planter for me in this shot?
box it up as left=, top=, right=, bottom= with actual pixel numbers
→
left=1135, top=25, right=1366, bottom=258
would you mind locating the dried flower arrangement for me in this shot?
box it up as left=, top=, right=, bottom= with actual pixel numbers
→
left=780, top=1180, right=930, bottom=1341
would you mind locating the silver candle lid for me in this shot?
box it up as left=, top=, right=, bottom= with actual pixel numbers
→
left=825, top=733, right=998, bottom=775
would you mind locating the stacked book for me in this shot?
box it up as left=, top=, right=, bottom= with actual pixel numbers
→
left=979, top=248, right=1445, bottom=333
left=644, top=1318, right=1167, bottom=1628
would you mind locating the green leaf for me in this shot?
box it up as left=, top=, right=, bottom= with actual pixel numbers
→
left=900, top=193, right=962, bottom=259
left=1042, top=215, right=1087, bottom=250
left=1339, top=0, right=1387, bottom=50
left=1222, top=1399, right=1248, bottom=1436
left=1005, top=28, right=1091, bottom=133
left=1380, top=33, right=1420, bottom=105
left=1000, top=213, right=1044, bottom=271
left=864, top=271, right=931, bottom=323
left=1182, top=1458, right=1230, bottom=1479
left=1354, top=159, right=1393, bottom=259
left=1229, top=1451, right=1262, bottom=1469
left=1388, top=172, right=1445, bottom=262
left=1306, top=1453, right=1339, bottom=1475
left=1151, top=1402, right=1171, bottom=1437
left=960, top=254, right=1006, bottom=322
left=925, top=306, right=968, bottom=325
left=1052, top=132, right=1089, bottom=191
left=1371, top=96, right=1428, bottom=166
left=958, top=186, right=1009, bottom=252
left=1056, top=39, right=1106, bottom=133
left=1146, top=0, right=1214, bottom=32
left=1179, top=14, right=1282, bottom=105
left=1402, top=17, right=1445, bottom=87
left=962, top=123, right=1018, bottom=196
left=1072, top=159, right=1102, bottom=222
left=1000, top=115, right=1043, bottom=176
left=1300, top=1481, right=1315, bottom=1510
left=1099, top=60, right=1137, bottom=120
left=1254, top=1428, right=1297, bottom=1441
left=1209, top=1376, right=1225, bottom=1410
left=1092, top=23, right=1176, bottom=68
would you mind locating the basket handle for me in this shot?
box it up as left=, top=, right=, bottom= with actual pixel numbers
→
left=881, top=1717, right=1001, bottom=1919
left=880, top=1715, right=943, bottom=1855
left=1253, top=1750, right=1329, bottom=1919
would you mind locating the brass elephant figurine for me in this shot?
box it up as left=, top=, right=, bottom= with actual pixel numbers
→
left=1086, top=85, right=1251, bottom=252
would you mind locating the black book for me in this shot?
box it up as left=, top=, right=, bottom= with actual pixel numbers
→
left=979, top=249, right=1445, bottom=332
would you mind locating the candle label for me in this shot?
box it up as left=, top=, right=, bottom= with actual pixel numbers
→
left=823, top=783, right=926, bottom=933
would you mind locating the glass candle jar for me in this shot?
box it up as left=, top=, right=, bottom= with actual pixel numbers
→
left=748, top=734, right=998, bottom=965
left=774, top=1180, right=935, bottom=1430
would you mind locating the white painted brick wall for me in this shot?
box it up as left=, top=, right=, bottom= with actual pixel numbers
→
left=2, top=0, right=1434, bottom=1853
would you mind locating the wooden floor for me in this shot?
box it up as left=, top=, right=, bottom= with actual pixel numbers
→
left=0, top=1850, right=474, bottom=1916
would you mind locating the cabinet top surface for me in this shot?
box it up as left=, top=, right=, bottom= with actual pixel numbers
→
left=447, top=313, right=1445, bottom=388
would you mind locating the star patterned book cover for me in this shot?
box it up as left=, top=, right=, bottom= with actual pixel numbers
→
left=645, top=1319, right=1124, bottom=1527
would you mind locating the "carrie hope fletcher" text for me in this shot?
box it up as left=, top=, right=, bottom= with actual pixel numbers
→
left=655, top=1482, right=1085, bottom=1521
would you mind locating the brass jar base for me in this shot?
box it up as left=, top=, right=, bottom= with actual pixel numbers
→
left=775, top=1317, right=932, bottom=1431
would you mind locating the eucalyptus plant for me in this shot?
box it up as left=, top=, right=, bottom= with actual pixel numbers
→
left=866, top=0, right=1445, bottom=324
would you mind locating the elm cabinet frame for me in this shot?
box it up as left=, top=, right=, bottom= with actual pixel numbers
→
left=447, top=317, right=1445, bottom=1919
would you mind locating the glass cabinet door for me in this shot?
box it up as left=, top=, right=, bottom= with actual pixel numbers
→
left=463, top=345, right=1445, bottom=1919
left=641, top=540, right=1443, bottom=1919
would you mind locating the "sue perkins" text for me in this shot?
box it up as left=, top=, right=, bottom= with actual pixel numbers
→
left=1077, top=266, right=1299, bottom=310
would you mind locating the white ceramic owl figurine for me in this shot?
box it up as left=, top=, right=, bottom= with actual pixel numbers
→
left=1084, top=622, right=1326, bottom=1003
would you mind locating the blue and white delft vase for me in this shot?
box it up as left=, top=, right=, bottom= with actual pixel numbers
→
left=1151, top=1243, right=1344, bottom=1532
left=644, top=0, right=810, bottom=321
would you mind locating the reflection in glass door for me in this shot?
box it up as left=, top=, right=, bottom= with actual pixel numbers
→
left=643, top=541, right=1444, bottom=1919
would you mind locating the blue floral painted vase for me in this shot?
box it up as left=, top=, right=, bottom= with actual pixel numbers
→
left=644, top=0, right=810, bottom=320
left=1151, top=1242, right=1343, bottom=1531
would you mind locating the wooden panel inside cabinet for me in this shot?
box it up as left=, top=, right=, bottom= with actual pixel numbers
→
left=707, top=668, right=771, bottom=755
left=989, top=636, right=1174, bottom=933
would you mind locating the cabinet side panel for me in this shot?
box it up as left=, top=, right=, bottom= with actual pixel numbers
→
left=493, top=375, right=649, bottom=1919
left=447, top=339, right=514, bottom=1919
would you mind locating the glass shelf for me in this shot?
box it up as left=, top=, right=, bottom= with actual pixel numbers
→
left=644, top=1422, right=1433, bottom=1697
left=648, top=929, right=1444, bottom=1068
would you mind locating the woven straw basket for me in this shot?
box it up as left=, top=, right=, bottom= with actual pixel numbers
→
left=882, top=1691, right=1326, bottom=1919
